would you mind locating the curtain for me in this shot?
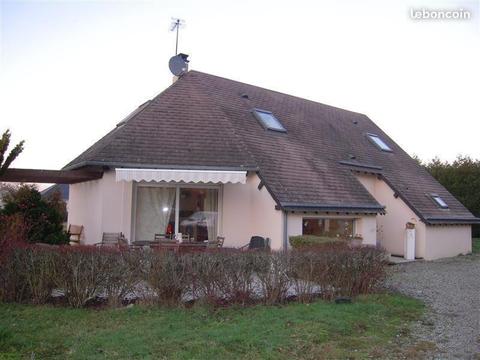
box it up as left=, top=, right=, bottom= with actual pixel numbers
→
left=203, top=189, right=218, bottom=241
left=135, top=187, right=175, bottom=241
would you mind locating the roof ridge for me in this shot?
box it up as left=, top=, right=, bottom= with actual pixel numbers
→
left=188, top=70, right=366, bottom=118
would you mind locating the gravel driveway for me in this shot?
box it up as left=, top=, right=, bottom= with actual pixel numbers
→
left=387, top=254, right=480, bottom=359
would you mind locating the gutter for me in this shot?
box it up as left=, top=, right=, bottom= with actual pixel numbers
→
left=278, top=203, right=386, bottom=214
left=63, top=160, right=259, bottom=172
left=424, top=217, right=480, bottom=225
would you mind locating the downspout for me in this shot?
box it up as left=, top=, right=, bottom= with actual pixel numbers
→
left=283, top=211, right=288, bottom=251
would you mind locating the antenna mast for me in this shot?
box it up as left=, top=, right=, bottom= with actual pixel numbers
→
left=170, top=18, right=185, bottom=55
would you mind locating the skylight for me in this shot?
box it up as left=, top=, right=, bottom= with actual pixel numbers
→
left=252, top=109, right=286, bottom=132
left=431, top=194, right=449, bottom=209
left=367, top=134, right=392, bottom=152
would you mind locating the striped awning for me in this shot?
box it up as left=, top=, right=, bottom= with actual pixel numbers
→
left=115, top=168, right=247, bottom=184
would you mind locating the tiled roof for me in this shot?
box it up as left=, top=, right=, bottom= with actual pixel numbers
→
left=65, top=70, right=478, bottom=223
left=40, top=183, right=69, bottom=201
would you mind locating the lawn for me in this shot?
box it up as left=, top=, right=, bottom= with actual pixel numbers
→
left=0, top=294, right=423, bottom=360
left=473, top=238, right=480, bottom=254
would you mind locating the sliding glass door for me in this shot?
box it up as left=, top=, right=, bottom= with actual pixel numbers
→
left=135, top=187, right=176, bottom=241
left=134, top=185, right=219, bottom=242
left=179, top=188, right=218, bottom=242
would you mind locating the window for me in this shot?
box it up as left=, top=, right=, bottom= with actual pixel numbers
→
left=431, top=194, right=448, bottom=209
left=135, top=187, right=176, bottom=241
left=302, top=218, right=355, bottom=239
left=135, top=185, right=219, bottom=242
left=252, top=109, right=286, bottom=132
left=367, top=133, right=392, bottom=152
left=179, top=188, right=218, bottom=242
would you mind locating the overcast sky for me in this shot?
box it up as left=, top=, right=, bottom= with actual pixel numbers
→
left=1, top=0, right=479, bottom=175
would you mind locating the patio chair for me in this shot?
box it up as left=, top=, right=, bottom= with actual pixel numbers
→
left=206, top=236, right=225, bottom=248
left=95, top=232, right=127, bottom=247
left=67, top=224, right=83, bottom=245
left=239, top=236, right=270, bottom=251
left=154, top=233, right=173, bottom=242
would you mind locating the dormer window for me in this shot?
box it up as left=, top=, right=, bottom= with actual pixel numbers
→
left=431, top=194, right=449, bottom=209
left=252, top=109, right=286, bottom=133
left=367, top=133, right=392, bottom=152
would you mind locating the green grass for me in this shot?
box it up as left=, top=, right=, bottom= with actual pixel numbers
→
left=473, top=238, right=480, bottom=254
left=0, top=294, right=423, bottom=359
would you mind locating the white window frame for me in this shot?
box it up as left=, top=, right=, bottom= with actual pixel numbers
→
left=430, top=194, right=449, bottom=209
left=131, top=182, right=223, bottom=242
left=367, top=133, right=393, bottom=152
left=252, top=108, right=287, bottom=133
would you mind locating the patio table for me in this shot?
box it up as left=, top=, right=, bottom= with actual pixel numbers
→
left=150, top=241, right=208, bottom=253
left=177, top=242, right=207, bottom=253
left=130, top=239, right=208, bottom=253
left=131, top=240, right=156, bottom=247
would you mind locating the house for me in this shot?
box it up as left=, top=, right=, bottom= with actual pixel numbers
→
left=65, top=70, right=479, bottom=260
left=41, top=184, right=69, bottom=204
left=41, top=183, right=69, bottom=224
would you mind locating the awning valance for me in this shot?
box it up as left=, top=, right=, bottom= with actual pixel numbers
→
left=115, top=168, right=247, bottom=184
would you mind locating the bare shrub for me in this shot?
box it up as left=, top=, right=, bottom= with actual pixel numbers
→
left=101, top=248, right=142, bottom=307
left=0, top=240, right=387, bottom=308
left=14, top=246, right=56, bottom=304
left=330, top=245, right=388, bottom=297
left=0, top=245, right=56, bottom=304
left=217, top=251, right=256, bottom=305
left=188, top=250, right=257, bottom=306
left=52, top=246, right=110, bottom=308
left=188, top=252, right=224, bottom=305
left=254, top=251, right=290, bottom=305
left=145, top=250, right=190, bottom=306
left=288, top=250, right=323, bottom=303
left=290, top=243, right=388, bottom=300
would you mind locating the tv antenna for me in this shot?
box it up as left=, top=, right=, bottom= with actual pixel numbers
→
left=170, top=18, right=185, bottom=55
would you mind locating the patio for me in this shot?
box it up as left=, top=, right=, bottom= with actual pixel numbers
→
left=94, top=232, right=269, bottom=253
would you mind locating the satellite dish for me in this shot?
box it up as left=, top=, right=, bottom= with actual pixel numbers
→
left=169, top=53, right=189, bottom=76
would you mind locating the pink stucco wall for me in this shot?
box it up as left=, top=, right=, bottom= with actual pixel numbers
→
left=68, top=178, right=103, bottom=244
left=356, top=173, right=427, bottom=257
left=69, top=171, right=282, bottom=247
left=68, top=171, right=132, bottom=244
left=222, top=174, right=284, bottom=249
left=355, top=173, right=471, bottom=260
left=68, top=170, right=471, bottom=258
left=424, top=225, right=471, bottom=260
